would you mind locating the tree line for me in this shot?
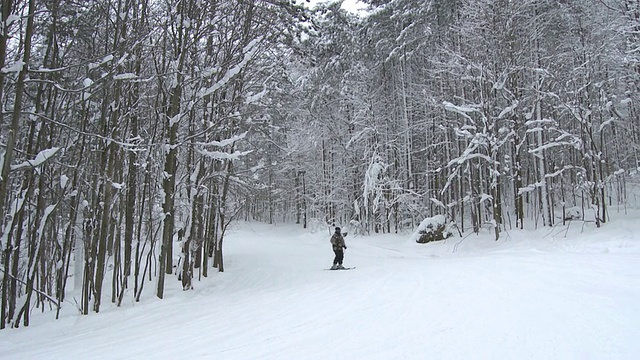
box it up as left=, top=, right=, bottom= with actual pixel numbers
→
left=269, top=0, right=640, bottom=238
left=0, top=0, right=307, bottom=329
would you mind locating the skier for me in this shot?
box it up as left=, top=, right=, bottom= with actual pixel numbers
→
left=330, top=227, right=347, bottom=269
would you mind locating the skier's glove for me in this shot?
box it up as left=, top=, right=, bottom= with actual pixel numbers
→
left=344, top=246, right=347, bottom=249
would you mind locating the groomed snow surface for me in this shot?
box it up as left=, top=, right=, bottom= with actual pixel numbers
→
left=2, top=211, right=640, bottom=359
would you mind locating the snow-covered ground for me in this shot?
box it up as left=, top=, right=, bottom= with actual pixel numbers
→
left=2, top=211, right=640, bottom=359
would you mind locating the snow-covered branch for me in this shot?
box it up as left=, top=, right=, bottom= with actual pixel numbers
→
left=443, top=101, right=480, bottom=122
left=195, top=132, right=248, bottom=147
left=10, top=147, right=62, bottom=172
left=198, top=37, right=263, bottom=99
left=197, top=149, right=253, bottom=161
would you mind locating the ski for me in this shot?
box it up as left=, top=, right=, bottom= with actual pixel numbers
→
left=325, top=267, right=355, bottom=270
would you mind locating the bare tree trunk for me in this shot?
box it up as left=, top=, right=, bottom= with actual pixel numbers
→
left=0, top=0, right=15, bottom=130
left=0, top=0, right=34, bottom=258
left=93, top=96, right=117, bottom=313
left=157, top=0, right=191, bottom=298
left=0, top=0, right=36, bottom=328
left=535, top=100, right=551, bottom=227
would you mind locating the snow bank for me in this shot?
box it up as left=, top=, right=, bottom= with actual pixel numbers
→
left=2, top=213, right=639, bottom=360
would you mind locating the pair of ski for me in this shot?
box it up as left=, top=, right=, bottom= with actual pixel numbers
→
left=325, top=267, right=355, bottom=271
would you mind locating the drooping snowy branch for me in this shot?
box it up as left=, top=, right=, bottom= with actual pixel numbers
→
left=479, top=193, right=493, bottom=204
left=10, top=147, right=62, bottom=172
left=197, top=37, right=263, bottom=99
left=0, top=190, right=28, bottom=250
left=25, top=205, right=58, bottom=277
left=447, top=151, right=495, bottom=167
left=518, top=183, right=539, bottom=195
left=498, top=100, right=519, bottom=119
left=525, top=118, right=556, bottom=127
left=528, top=141, right=579, bottom=154
left=88, top=54, right=114, bottom=70
left=1, top=61, right=25, bottom=74
left=528, top=128, right=582, bottom=154
left=429, top=198, right=446, bottom=209
left=113, top=73, right=138, bottom=81
left=198, top=149, right=253, bottom=161
left=346, top=127, right=373, bottom=149
left=363, top=155, right=387, bottom=212
left=518, top=167, right=584, bottom=196
left=195, top=132, right=248, bottom=147
left=544, top=165, right=583, bottom=179
left=245, top=87, right=267, bottom=104
left=195, top=132, right=251, bottom=161
left=443, top=101, right=480, bottom=122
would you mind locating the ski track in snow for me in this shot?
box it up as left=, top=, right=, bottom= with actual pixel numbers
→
left=1, top=219, right=640, bottom=359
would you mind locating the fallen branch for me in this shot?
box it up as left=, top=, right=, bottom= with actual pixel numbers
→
left=0, top=268, right=60, bottom=309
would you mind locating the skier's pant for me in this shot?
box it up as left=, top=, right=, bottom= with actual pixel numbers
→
left=333, top=249, right=344, bottom=265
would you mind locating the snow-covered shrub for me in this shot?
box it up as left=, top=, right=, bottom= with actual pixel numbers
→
left=411, top=215, right=452, bottom=244
left=349, top=219, right=362, bottom=235
left=307, top=218, right=326, bottom=233
left=564, top=206, right=582, bottom=221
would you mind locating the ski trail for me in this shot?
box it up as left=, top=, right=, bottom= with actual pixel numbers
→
left=1, top=222, right=639, bottom=359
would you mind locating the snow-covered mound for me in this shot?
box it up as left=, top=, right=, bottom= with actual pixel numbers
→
left=1, top=214, right=639, bottom=359
left=410, top=214, right=453, bottom=243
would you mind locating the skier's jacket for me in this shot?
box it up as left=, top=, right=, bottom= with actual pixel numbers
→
left=330, top=233, right=346, bottom=252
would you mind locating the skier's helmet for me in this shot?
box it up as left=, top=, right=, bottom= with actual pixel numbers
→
left=335, top=227, right=341, bottom=233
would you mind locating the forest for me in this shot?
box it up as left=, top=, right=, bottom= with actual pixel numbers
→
left=1, top=0, right=639, bottom=329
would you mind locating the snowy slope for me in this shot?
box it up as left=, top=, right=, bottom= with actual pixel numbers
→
left=1, top=213, right=639, bottom=359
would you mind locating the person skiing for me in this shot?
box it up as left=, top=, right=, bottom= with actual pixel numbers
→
left=330, top=227, right=347, bottom=269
